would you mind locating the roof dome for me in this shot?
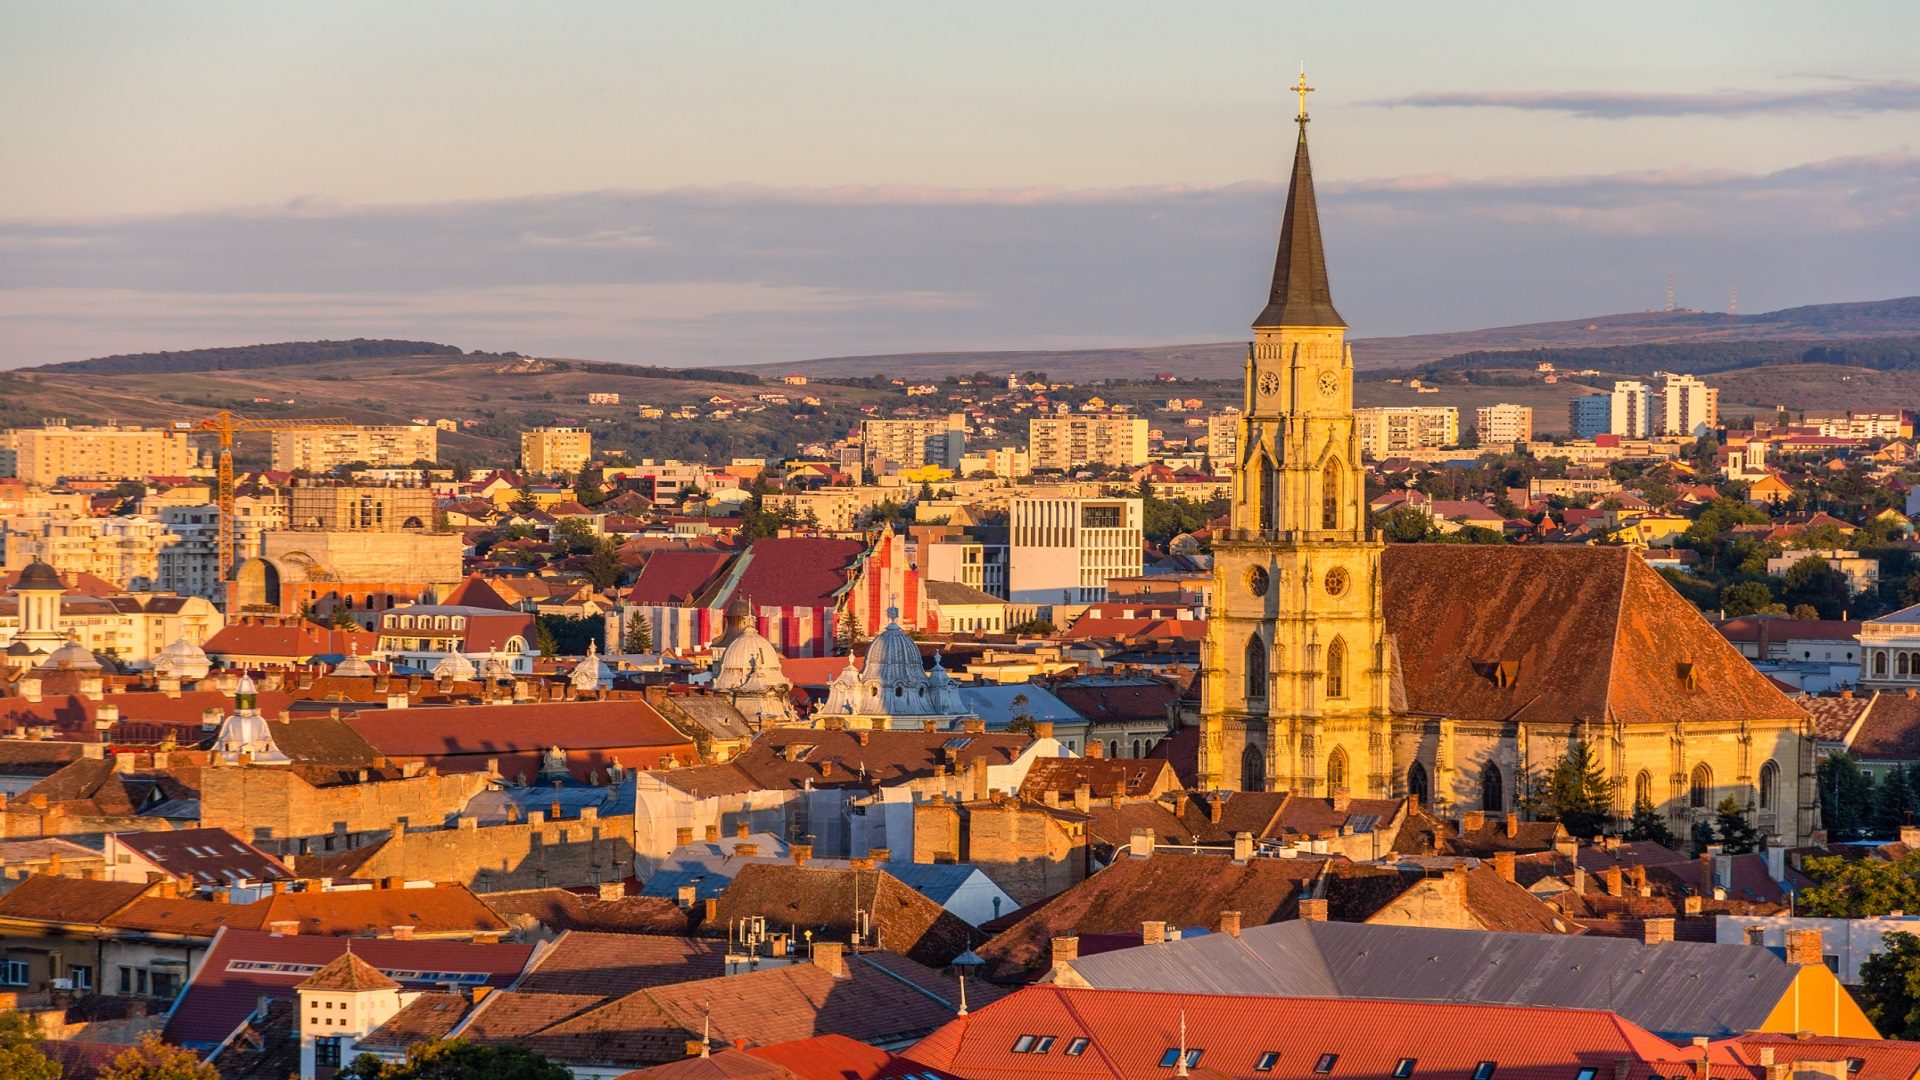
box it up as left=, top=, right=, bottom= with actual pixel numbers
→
left=432, top=650, right=477, bottom=681
left=37, top=638, right=102, bottom=672
left=332, top=644, right=374, bottom=678
left=153, top=636, right=211, bottom=681
left=481, top=651, right=514, bottom=679
left=862, top=608, right=926, bottom=694
left=10, top=560, right=63, bottom=593
left=571, top=640, right=613, bottom=692
left=712, top=625, right=786, bottom=695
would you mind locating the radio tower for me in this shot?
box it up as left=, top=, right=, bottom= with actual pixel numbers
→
left=1729, top=286, right=1738, bottom=315
left=1665, top=275, right=1675, bottom=312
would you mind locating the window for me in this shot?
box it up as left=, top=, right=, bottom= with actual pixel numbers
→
left=1877, top=652, right=1889, bottom=677
left=1257, top=454, right=1277, bottom=534
left=1689, top=763, right=1712, bottom=809
left=1242, top=744, right=1267, bottom=792
left=70, top=965, right=92, bottom=990
left=1, top=959, right=28, bottom=985
left=1473, top=1062, right=1497, bottom=1080
left=1634, top=770, right=1653, bottom=809
left=1012, top=1036, right=1035, bottom=1053
left=1034, top=1036, right=1056, bottom=1053
left=1407, top=762, right=1430, bottom=805
left=1256, top=1052, right=1281, bottom=1072
left=1322, top=460, right=1343, bottom=530
left=1848, top=1060, right=1866, bottom=1074
left=1577, top=1070, right=1599, bottom=1080
left=1065, top=1037, right=1089, bottom=1056
left=1315, top=1054, right=1340, bottom=1073
left=1759, top=760, right=1779, bottom=810
left=1326, top=637, right=1346, bottom=699
left=1245, top=634, right=1268, bottom=701
left=1395, top=1059, right=1418, bottom=1078
left=1481, top=763, right=1504, bottom=813
left=1161, top=1049, right=1204, bottom=1069
left=1327, top=747, right=1348, bottom=791
left=315, top=1038, right=342, bottom=1068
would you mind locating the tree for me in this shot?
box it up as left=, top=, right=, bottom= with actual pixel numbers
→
left=1621, top=799, right=1676, bottom=847
left=98, top=1032, right=218, bottom=1079
left=622, top=612, right=654, bottom=654
left=335, top=1038, right=572, bottom=1079
left=1780, top=556, right=1850, bottom=619
left=1712, top=796, right=1763, bottom=855
left=550, top=517, right=596, bottom=554
left=534, top=619, right=559, bottom=658
left=585, top=536, right=624, bottom=591
left=1719, top=581, right=1776, bottom=617
left=0, top=1011, right=60, bottom=1080
left=1860, top=931, right=1920, bottom=1040
left=1799, top=851, right=1920, bottom=917
left=1523, top=740, right=1615, bottom=839
left=1818, top=751, right=1877, bottom=840
left=329, top=604, right=360, bottom=631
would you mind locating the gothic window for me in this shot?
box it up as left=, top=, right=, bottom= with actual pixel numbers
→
left=1689, top=763, right=1713, bottom=809
left=1242, top=744, right=1267, bottom=792
left=1901, top=653, right=1910, bottom=677
left=1257, top=454, right=1278, bottom=534
left=1878, top=652, right=1890, bottom=677
left=1244, top=634, right=1268, bottom=702
left=1406, top=762, right=1430, bottom=805
left=1759, top=760, right=1779, bottom=810
left=1327, top=746, right=1349, bottom=791
left=1481, top=763, right=1504, bottom=812
left=1325, top=637, right=1347, bottom=699
left=1634, top=769, right=1653, bottom=809
left=1321, top=459, right=1343, bottom=531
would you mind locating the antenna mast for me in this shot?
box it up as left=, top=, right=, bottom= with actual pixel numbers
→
left=1729, top=286, right=1737, bottom=315
left=1665, top=275, right=1675, bottom=312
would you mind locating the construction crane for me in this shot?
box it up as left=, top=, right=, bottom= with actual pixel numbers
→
left=177, top=411, right=352, bottom=591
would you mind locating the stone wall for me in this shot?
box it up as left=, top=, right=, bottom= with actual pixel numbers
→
left=199, top=766, right=492, bottom=846
left=291, top=807, right=637, bottom=892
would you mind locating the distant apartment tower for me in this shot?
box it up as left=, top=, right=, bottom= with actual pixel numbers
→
left=1805, top=411, right=1909, bottom=440
left=587, top=392, right=621, bottom=405
left=9, top=422, right=196, bottom=486
left=1206, top=410, right=1242, bottom=467
left=1569, top=394, right=1611, bottom=439
left=1027, top=416, right=1151, bottom=471
left=1608, top=381, right=1652, bottom=439
left=1474, top=404, right=1533, bottom=447
left=1661, top=374, right=1718, bottom=438
left=860, top=414, right=965, bottom=476
left=269, top=425, right=437, bottom=473
left=1353, top=407, right=1459, bottom=459
left=520, top=427, right=592, bottom=476
left=1008, top=497, right=1143, bottom=604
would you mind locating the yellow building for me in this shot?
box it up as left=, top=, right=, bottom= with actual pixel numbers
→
left=1196, top=84, right=1814, bottom=844
left=9, top=423, right=198, bottom=486
left=520, top=427, right=592, bottom=476
left=269, top=424, right=437, bottom=472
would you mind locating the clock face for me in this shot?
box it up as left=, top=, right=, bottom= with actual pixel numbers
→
left=1246, top=566, right=1269, bottom=598
left=1258, top=371, right=1281, bottom=397
left=1317, top=371, right=1340, bottom=398
left=1324, top=566, right=1350, bottom=597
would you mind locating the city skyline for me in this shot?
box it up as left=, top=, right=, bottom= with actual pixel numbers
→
left=4, top=2, right=1919, bottom=366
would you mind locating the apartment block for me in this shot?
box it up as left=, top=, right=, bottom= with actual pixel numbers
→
left=1804, top=411, right=1909, bottom=440
left=1, top=514, right=178, bottom=589
left=1207, top=410, right=1242, bottom=466
left=1661, top=375, right=1718, bottom=438
left=1474, top=404, right=1532, bottom=447
left=155, top=497, right=286, bottom=599
left=1609, top=381, right=1652, bottom=439
left=269, top=425, right=438, bottom=472
left=1569, top=394, right=1611, bottom=440
left=520, top=427, right=592, bottom=475
left=1027, top=416, right=1151, bottom=471
left=9, top=423, right=197, bottom=486
left=1354, top=407, right=1459, bottom=459
left=1008, top=497, right=1142, bottom=604
left=860, top=414, right=965, bottom=475
left=925, top=537, right=1008, bottom=599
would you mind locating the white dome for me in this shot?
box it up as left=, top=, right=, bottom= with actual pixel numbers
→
left=153, top=637, right=211, bottom=681
left=481, top=651, right=514, bottom=679
left=712, top=628, right=786, bottom=695
left=332, top=647, right=374, bottom=678
left=38, top=639, right=102, bottom=672
left=433, top=650, right=477, bottom=681
left=862, top=612, right=926, bottom=694
left=571, top=641, right=613, bottom=691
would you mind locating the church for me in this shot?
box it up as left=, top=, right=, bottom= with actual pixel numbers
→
left=1197, top=78, right=1817, bottom=845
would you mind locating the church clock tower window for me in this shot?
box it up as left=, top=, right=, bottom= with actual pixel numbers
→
left=1322, top=460, right=1342, bottom=531
left=1325, top=637, right=1346, bottom=699
left=1244, top=635, right=1268, bottom=702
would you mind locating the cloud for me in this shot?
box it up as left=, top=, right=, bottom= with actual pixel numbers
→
left=0, top=152, right=1915, bottom=368
left=1366, top=80, right=1920, bottom=119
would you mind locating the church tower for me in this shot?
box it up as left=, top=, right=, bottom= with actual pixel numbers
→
left=1200, top=74, right=1392, bottom=796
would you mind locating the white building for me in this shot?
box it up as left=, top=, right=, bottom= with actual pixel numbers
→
left=1609, top=381, right=1652, bottom=439
left=1661, top=374, right=1718, bottom=438
left=1474, top=404, right=1533, bottom=447
left=1027, top=416, right=1151, bottom=471
left=155, top=497, right=285, bottom=599
left=2, top=514, right=179, bottom=590
left=269, top=425, right=437, bottom=473
left=295, top=951, right=407, bottom=1079
left=1765, top=548, right=1880, bottom=595
left=1206, top=410, right=1243, bottom=467
left=1008, top=497, right=1142, bottom=604
left=861, top=415, right=965, bottom=475
left=1354, top=407, right=1459, bottom=459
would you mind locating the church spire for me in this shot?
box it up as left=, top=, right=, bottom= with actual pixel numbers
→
left=1253, top=69, right=1344, bottom=329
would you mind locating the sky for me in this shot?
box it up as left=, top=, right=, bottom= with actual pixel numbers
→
left=3, top=1, right=1919, bottom=368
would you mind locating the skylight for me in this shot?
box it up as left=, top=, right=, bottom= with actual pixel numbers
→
left=1065, top=1038, right=1089, bottom=1056
left=1473, top=1062, right=1498, bottom=1080
left=1315, top=1053, right=1340, bottom=1074
left=1256, top=1051, right=1280, bottom=1072
left=1160, top=1048, right=1203, bottom=1068
left=1395, top=1058, right=1417, bottom=1077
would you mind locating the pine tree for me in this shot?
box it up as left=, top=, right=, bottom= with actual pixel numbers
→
left=534, top=620, right=559, bottom=658
left=623, top=613, right=653, bottom=654
left=1875, top=766, right=1916, bottom=840
left=328, top=604, right=360, bottom=631
left=1622, top=799, right=1677, bottom=847
left=1528, top=740, right=1616, bottom=839
left=1713, top=796, right=1764, bottom=854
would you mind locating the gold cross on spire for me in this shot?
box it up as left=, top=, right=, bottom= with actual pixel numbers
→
left=1294, top=65, right=1315, bottom=124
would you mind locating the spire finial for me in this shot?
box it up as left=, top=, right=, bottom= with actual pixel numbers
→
left=1294, top=65, right=1314, bottom=125
left=1176, top=1007, right=1190, bottom=1076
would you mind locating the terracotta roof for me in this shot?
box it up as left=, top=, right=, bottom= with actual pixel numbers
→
left=628, top=550, right=735, bottom=605
left=709, top=864, right=976, bottom=968
left=1050, top=679, right=1183, bottom=722
left=721, top=537, right=867, bottom=610
left=1730, top=1033, right=1920, bottom=1080
left=297, top=949, right=400, bottom=991
left=203, top=622, right=379, bottom=660
left=250, top=884, right=508, bottom=938
left=0, top=873, right=149, bottom=924
left=344, top=699, right=692, bottom=762
left=480, top=889, right=693, bottom=936
left=615, top=1033, right=905, bottom=1079
left=706, top=727, right=1036, bottom=792
left=1846, top=691, right=1920, bottom=761
left=1383, top=546, right=1804, bottom=726
left=105, top=895, right=271, bottom=936
left=514, top=931, right=735, bottom=998
left=355, top=991, right=472, bottom=1054
left=1019, top=758, right=1178, bottom=801
left=1799, top=693, right=1872, bottom=741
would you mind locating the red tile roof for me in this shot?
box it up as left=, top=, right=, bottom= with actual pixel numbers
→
left=298, top=950, right=400, bottom=991
left=724, top=537, right=865, bottom=609
left=112, top=826, right=292, bottom=886
left=343, top=698, right=694, bottom=768
left=442, top=573, right=516, bottom=610
left=203, top=622, right=379, bottom=661
left=629, top=550, right=735, bottom=605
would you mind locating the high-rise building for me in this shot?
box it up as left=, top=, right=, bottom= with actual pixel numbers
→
left=1027, top=416, right=1151, bottom=471
left=1353, top=407, right=1459, bottom=458
left=1207, top=410, right=1243, bottom=468
left=520, top=427, right=592, bottom=476
left=270, top=425, right=437, bottom=473
left=9, top=423, right=197, bottom=487
left=1475, top=404, right=1533, bottom=447
left=860, top=414, right=965, bottom=476
left=1569, top=394, right=1611, bottom=439
left=1609, top=381, right=1652, bottom=439
left=1008, top=497, right=1142, bottom=604
left=1661, top=375, right=1718, bottom=438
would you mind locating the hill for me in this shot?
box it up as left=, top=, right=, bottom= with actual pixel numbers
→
left=33, top=339, right=473, bottom=376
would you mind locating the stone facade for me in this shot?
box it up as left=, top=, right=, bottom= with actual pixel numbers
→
left=198, top=766, right=492, bottom=849
left=912, top=795, right=1086, bottom=906
left=290, top=809, right=637, bottom=893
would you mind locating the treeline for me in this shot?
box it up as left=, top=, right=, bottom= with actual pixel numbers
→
left=573, top=361, right=762, bottom=387
left=36, top=339, right=471, bottom=375
left=1415, top=336, right=1920, bottom=378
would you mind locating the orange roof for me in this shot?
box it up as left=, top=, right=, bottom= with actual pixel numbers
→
left=298, top=950, right=400, bottom=992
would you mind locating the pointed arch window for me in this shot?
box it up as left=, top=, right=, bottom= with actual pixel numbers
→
left=1634, top=769, right=1654, bottom=809
left=1242, top=744, right=1267, bottom=792
left=1244, top=634, right=1268, bottom=702
left=1327, top=746, right=1349, bottom=792
left=1257, top=454, right=1278, bottom=535
left=1689, top=763, right=1713, bottom=809
left=1406, top=762, right=1430, bottom=805
left=1325, top=637, right=1347, bottom=699
left=1322, top=459, right=1343, bottom=531
left=1481, top=763, right=1504, bottom=812
left=1759, top=760, right=1779, bottom=810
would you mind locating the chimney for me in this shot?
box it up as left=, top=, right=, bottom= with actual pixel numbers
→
left=1462, top=810, right=1486, bottom=832
left=1141, top=920, right=1167, bottom=945
left=1033, top=721, right=1054, bottom=739
left=210, top=888, right=230, bottom=904
left=812, top=940, right=846, bottom=977
left=1784, top=928, right=1824, bottom=966
left=1220, top=911, right=1243, bottom=938
left=1602, top=866, right=1623, bottom=896
left=1129, top=827, right=1154, bottom=859
left=870, top=847, right=891, bottom=864
left=704, top=897, right=719, bottom=925
left=598, top=880, right=624, bottom=901
left=1744, top=924, right=1767, bottom=947
left=1554, top=837, right=1579, bottom=858
left=1641, top=917, right=1675, bottom=945
left=1902, top=825, right=1920, bottom=849
left=1505, top=814, right=1518, bottom=839
left=1050, top=935, right=1079, bottom=975
left=675, top=826, right=693, bottom=847
left=1299, top=898, right=1329, bottom=922
left=736, top=820, right=750, bottom=839
left=792, top=842, right=812, bottom=868
left=1493, top=851, right=1516, bottom=882
left=705, top=824, right=719, bottom=843
left=390, top=925, right=416, bottom=941
left=1208, top=791, right=1225, bottom=824
left=1233, top=831, right=1254, bottom=863
left=1085, top=739, right=1103, bottom=759
left=1073, top=783, right=1091, bottom=814
left=736, top=843, right=760, bottom=857
left=1683, top=895, right=1703, bottom=916
left=677, top=884, right=697, bottom=908
left=269, top=920, right=299, bottom=936
left=1043, top=790, right=1061, bottom=809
